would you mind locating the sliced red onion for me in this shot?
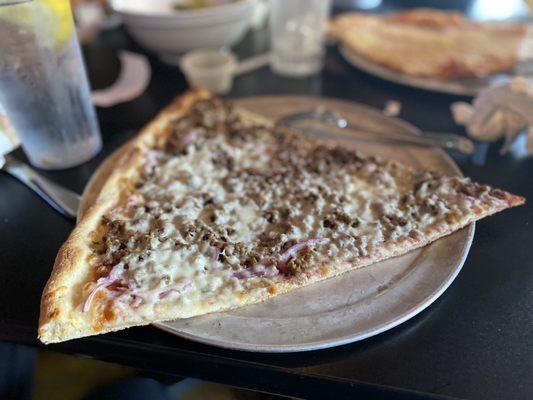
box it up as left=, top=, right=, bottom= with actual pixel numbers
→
left=128, top=278, right=137, bottom=290
left=108, top=264, right=125, bottom=280
left=82, top=277, right=114, bottom=312
left=158, top=290, right=173, bottom=300
left=233, top=270, right=251, bottom=280
left=234, top=264, right=263, bottom=279
left=276, top=238, right=330, bottom=272
left=182, top=129, right=198, bottom=146
left=82, top=264, right=126, bottom=312
left=158, top=280, right=194, bottom=300
left=233, top=263, right=279, bottom=280
left=143, top=150, right=166, bottom=174
left=126, top=194, right=143, bottom=209
left=147, top=150, right=166, bottom=163
left=264, top=266, right=280, bottom=278
left=181, top=279, right=194, bottom=292
left=252, top=264, right=266, bottom=274
left=130, top=294, right=144, bottom=307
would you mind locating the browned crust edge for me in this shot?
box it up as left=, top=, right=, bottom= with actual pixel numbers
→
left=38, top=90, right=525, bottom=344
left=38, top=89, right=212, bottom=344
left=40, top=192, right=523, bottom=344
left=329, top=10, right=525, bottom=79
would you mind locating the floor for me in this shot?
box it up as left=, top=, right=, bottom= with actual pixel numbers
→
left=0, top=342, right=288, bottom=400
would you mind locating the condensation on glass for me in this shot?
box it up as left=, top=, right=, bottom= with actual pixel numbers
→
left=0, top=0, right=101, bottom=169
left=269, top=0, right=332, bottom=77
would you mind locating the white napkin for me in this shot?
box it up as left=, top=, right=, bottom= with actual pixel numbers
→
left=91, top=51, right=151, bottom=107
left=451, top=77, right=533, bottom=155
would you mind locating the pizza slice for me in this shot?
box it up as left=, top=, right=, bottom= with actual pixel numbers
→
left=329, top=9, right=526, bottom=79
left=38, top=90, right=524, bottom=344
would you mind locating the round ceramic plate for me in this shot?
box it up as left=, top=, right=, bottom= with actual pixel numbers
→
left=339, top=44, right=512, bottom=96
left=81, top=96, right=474, bottom=352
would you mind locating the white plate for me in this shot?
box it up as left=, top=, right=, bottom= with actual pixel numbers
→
left=339, top=44, right=513, bottom=96
left=153, top=96, right=475, bottom=352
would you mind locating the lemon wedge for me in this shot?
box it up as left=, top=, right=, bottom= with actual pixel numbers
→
left=39, top=0, right=74, bottom=47
left=0, top=0, right=74, bottom=49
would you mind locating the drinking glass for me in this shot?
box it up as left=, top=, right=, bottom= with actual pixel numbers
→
left=0, top=0, right=102, bottom=169
left=269, top=0, right=332, bottom=77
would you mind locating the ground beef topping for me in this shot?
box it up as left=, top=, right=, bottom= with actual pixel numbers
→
left=86, top=98, right=511, bottom=315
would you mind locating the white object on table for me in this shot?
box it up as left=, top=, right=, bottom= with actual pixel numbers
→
left=109, top=0, right=255, bottom=61
left=249, top=0, right=269, bottom=30
left=180, top=49, right=269, bottom=94
left=74, top=1, right=106, bottom=44
left=451, top=77, right=533, bottom=155
left=383, top=100, right=402, bottom=117
left=269, top=0, right=331, bottom=77
left=91, top=51, right=151, bottom=107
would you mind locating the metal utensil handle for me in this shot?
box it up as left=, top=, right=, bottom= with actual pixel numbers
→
left=351, top=127, right=474, bottom=153
left=317, top=107, right=475, bottom=154
left=341, top=119, right=475, bottom=154
left=279, top=108, right=475, bottom=154
left=4, top=158, right=80, bottom=219
left=234, top=53, right=270, bottom=76
left=408, top=130, right=473, bottom=151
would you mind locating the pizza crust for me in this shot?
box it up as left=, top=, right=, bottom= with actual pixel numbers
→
left=40, top=90, right=282, bottom=343
left=38, top=90, right=211, bottom=343
left=38, top=90, right=525, bottom=344
left=330, top=9, right=525, bottom=79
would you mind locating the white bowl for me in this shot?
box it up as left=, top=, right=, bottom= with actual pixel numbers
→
left=110, top=0, right=255, bottom=58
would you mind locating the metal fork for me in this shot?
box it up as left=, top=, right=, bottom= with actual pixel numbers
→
left=277, top=106, right=475, bottom=154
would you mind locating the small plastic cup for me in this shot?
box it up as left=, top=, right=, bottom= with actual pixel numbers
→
left=180, top=49, right=237, bottom=94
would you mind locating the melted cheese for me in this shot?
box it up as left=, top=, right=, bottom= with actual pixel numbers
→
left=85, top=100, right=509, bottom=321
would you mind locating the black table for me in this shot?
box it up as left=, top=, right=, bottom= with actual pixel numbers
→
left=1, top=11, right=532, bottom=400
